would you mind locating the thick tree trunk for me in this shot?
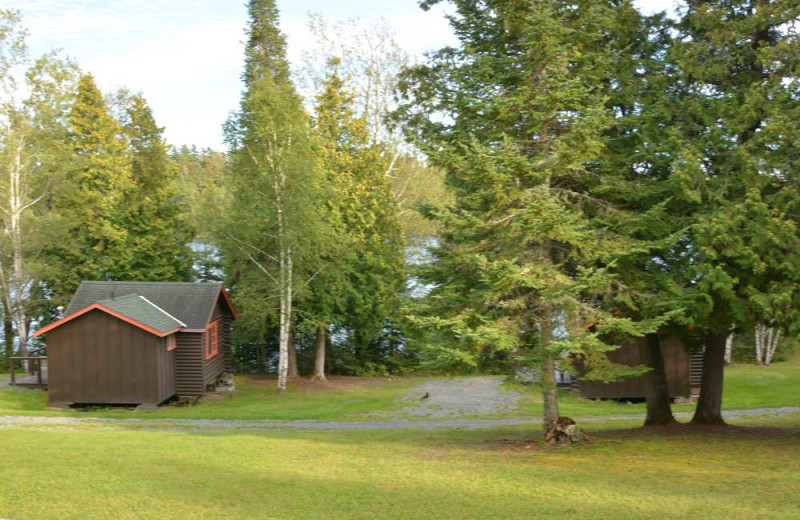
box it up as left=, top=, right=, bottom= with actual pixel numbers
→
left=287, top=326, right=299, bottom=379
left=642, top=333, right=676, bottom=426
left=691, top=330, right=727, bottom=425
left=540, top=307, right=560, bottom=431
left=312, top=327, right=327, bottom=381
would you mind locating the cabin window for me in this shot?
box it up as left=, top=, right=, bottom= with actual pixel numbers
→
left=205, top=321, right=219, bottom=360
left=166, top=335, right=177, bottom=352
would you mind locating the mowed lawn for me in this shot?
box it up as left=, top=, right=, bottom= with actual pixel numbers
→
left=0, top=357, right=798, bottom=420
left=0, top=375, right=426, bottom=420
left=515, top=357, right=800, bottom=418
left=1, top=416, right=799, bottom=520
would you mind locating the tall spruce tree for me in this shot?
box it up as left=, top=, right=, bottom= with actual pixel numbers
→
left=121, top=93, right=193, bottom=281
left=589, top=10, right=692, bottom=426
left=223, top=0, right=327, bottom=392
left=48, top=73, right=133, bottom=304
left=669, top=0, right=800, bottom=425
left=398, top=0, right=660, bottom=428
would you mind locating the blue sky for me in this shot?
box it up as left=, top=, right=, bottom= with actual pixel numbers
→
left=8, top=0, right=677, bottom=150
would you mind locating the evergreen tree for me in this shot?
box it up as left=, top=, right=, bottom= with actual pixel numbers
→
left=669, top=0, right=800, bottom=425
left=588, top=10, right=692, bottom=426
left=308, top=59, right=404, bottom=379
left=48, top=73, right=133, bottom=305
left=223, top=0, right=328, bottom=392
left=398, top=0, right=660, bottom=428
left=121, top=93, right=193, bottom=281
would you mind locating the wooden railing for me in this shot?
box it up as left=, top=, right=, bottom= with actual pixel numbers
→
left=9, top=347, right=47, bottom=386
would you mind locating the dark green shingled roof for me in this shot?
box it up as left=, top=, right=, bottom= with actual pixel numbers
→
left=67, top=281, right=229, bottom=330
left=95, top=294, right=185, bottom=334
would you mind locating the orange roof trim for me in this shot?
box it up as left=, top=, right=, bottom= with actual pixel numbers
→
left=33, top=303, right=184, bottom=338
left=220, top=284, right=239, bottom=320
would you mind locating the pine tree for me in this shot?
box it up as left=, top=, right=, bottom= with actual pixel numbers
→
left=48, top=73, right=133, bottom=304
left=121, top=93, right=193, bottom=281
left=399, top=0, right=660, bottom=428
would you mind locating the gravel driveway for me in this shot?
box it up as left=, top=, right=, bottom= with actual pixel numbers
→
left=400, top=376, right=521, bottom=417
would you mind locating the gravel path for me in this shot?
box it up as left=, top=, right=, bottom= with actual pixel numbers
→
left=400, top=376, right=521, bottom=417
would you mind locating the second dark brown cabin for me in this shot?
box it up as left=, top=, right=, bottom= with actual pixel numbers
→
left=576, top=334, right=700, bottom=400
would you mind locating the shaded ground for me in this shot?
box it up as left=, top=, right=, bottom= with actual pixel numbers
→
left=0, top=407, right=797, bottom=432
left=0, top=370, right=796, bottom=435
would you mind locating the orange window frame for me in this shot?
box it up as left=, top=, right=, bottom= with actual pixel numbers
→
left=166, top=335, right=177, bottom=352
left=205, top=321, right=219, bottom=360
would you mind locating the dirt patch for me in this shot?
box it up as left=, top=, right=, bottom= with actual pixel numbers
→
left=243, top=375, right=394, bottom=390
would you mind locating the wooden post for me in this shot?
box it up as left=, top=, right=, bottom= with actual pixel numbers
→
left=36, top=359, right=42, bottom=384
left=9, top=359, right=14, bottom=385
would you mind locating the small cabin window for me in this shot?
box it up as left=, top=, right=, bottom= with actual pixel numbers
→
left=166, top=335, right=177, bottom=352
left=205, top=321, right=219, bottom=360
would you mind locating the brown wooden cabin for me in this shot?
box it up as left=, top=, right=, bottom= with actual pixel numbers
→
left=577, top=334, right=698, bottom=400
left=33, top=281, right=238, bottom=407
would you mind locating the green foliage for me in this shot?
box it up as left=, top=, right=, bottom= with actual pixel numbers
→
left=397, top=0, right=659, bottom=381
left=222, top=0, right=330, bottom=345
left=309, top=59, right=405, bottom=351
left=668, top=0, right=800, bottom=336
left=45, top=73, right=134, bottom=304
left=120, top=93, right=194, bottom=281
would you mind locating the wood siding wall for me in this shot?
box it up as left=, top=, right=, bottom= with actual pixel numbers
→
left=578, top=335, right=691, bottom=399
left=47, top=310, right=175, bottom=404
left=202, top=298, right=232, bottom=386
left=174, top=332, right=204, bottom=397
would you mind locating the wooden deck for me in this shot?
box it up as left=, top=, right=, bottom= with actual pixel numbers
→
left=9, top=355, right=48, bottom=389
left=12, top=369, right=48, bottom=389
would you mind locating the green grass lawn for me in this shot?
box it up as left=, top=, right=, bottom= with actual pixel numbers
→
left=0, top=375, right=426, bottom=420
left=0, top=357, right=797, bottom=421
left=1, top=415, right=799, bottom=519
left=513, top=356, right=800, bottom=418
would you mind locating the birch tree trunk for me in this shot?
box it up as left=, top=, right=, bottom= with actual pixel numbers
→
left=287, top=325, right=299, bottom=379
left=1, top=297, right=12, bottom=370
left=765, top=327, right=781, bottom=366
left=312, top=326, right=327, bottom=381
left=277, top=247, right=289, bottom=393
left=1, top=128, right=38, bottom=371
left=724, top=332, right=734, bottom=365
left=754, top=324, right=764, bottom=365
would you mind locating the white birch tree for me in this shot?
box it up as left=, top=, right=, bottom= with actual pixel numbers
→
left=223, top=0, right=327, bottom=392
left=754, top=323, right=782, bottom=366
left=0, top=10, right=78, bottom=364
